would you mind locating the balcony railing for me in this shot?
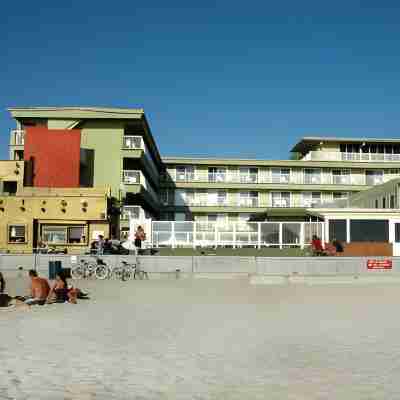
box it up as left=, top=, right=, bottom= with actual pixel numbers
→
left=122, top=170, right=141, bottom=184
left=166, top=170, right=384, bottom=186
left=238, top=198, right=259, bottom=207
left=11, top=129, right=25, bottom=146
left=121, top=206, right=140, bottom=220
left=122, top=135, right=143, bottom=150
left=303, top=151, right=400, bottom=162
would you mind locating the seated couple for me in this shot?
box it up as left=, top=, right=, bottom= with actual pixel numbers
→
left=22, top=270, right=88, bottom=305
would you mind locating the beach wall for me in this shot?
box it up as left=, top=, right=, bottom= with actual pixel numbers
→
left=1, top=255, right=400, bottom=279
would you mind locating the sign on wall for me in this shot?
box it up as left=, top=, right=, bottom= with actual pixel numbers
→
left=367, top=259, right=392, bottom=269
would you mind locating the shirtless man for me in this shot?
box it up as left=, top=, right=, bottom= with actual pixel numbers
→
left=25, top=270, right=50, bottom=305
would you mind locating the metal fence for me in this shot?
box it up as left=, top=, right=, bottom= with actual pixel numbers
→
left=151, top=221, right=324, bottom=249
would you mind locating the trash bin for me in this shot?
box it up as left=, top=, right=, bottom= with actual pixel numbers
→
left=48, top=261, right=62, bottom=280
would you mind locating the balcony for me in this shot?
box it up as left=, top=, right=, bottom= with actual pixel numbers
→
left=238, top=198, right=259, bottom=208
left=122, top=170, right=141, bottom=184
left=10, top=129, right=25, bottom=146
left=303, top=151, right=400, bottom=162
left=122, top=135, right=143, bottom=150
left=121, top=206, right=140, bottom=220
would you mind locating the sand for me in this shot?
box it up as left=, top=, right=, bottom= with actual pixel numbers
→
left=1, top=276, right=400, bottom=399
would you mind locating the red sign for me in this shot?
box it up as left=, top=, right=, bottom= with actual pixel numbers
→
left=367, top=259, right=392, bottom=269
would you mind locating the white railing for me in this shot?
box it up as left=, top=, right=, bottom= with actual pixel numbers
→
left=151, top=221, right=324, bottom=249
left=121, top=206, right=140, bottom=220
left=122, top=135, right=143, bottom=149
left=123, top=170, right=141, bottom=184
left=167, top=170, right=374, bottom=186
left=11, top=129, right=25, bottom=146
left=238, top=198, right=259, bottom=207
left=304, top=151, right=400, bottom=162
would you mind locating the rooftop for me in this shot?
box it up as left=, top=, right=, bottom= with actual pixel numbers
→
left=8, top=106, right=145, bottom=119
left=291, top=136, right=400, bottom=153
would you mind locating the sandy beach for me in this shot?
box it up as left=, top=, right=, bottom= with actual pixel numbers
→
left=1, top=276, right=400, bottom=399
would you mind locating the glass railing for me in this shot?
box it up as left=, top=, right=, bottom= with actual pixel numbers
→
left=305, top=151, right=400, bottom=162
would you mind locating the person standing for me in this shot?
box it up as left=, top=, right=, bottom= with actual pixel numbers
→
left=134, top=226, right=146, bottom=249
left=97, top=235, right=105, bottom=256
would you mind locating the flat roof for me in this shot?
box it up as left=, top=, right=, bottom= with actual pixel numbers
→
left=291, top=136, right=400, bottom=153
left=8, top=106, right=144, bottom=119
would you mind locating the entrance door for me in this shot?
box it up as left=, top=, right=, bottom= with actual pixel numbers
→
left=390, top=220, right=400, bottom=256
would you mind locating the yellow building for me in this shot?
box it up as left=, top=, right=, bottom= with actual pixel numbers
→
left=0, top=161, right=110, bottom=253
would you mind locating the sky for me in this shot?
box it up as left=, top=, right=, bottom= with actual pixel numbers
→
left=1, top=1, right=400, bottom=160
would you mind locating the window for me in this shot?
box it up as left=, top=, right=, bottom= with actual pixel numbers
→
left=350, top=220, right=388, bottom=242
left=390, top=194, right=396, bottom=208
left=304, top=169, right=321, bottom=184
left=2, top=181, right=17, bottom=195
left=302, top=192, right=321, bottom=207
left=208, top=167, right=226, bottom=182
left=69, top=227, right=85, bottom=244
left=366, top=170, right=383, bottom=186
left=239, top=167, right=258, bottom=183
left=271, top=168, right=290, bottom=183
left=8, top=225, right=26, bottom=243
left=329, top=220, right=347, bottom=242
left=333, top=192, right=348, bottom=200
left=176, top=166, right=194, bottom=182
left=217, top=190, right=227, bottom=206
left=41, top=225, right=85, bottom=244
left=332, top=170, right=350, bottom=185
left=239, top=191, right=259, bottom=207
left=271, top=192, right=291, bottom=207
left=382, top=197, right=386, bottom=209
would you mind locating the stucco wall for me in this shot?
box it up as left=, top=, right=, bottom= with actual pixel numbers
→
left=80, top=120, right=124, bottom=197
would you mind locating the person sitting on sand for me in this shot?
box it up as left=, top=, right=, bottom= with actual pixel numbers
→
left=25, top=270, right=50, bottom=306
left=47, top=271, right=89, bottom=304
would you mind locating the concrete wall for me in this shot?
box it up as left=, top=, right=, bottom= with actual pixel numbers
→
left=2, top=255, right=400, bottom=279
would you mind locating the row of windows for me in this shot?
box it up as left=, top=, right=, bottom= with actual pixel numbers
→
left=7, top=225, right=86, bottom=245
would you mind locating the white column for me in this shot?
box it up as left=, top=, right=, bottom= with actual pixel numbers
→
left=346, top=218, right=351, bottom=243
left=257, top=222, right=261, bottom=249
left=171, top=222, right=176, bottom=249
left=279, top=222, right=283, bottom=249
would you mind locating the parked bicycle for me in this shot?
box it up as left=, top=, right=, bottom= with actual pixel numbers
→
left=113, top=260, right=136, bottom=281
left=71, top=257, right=110, bottom=280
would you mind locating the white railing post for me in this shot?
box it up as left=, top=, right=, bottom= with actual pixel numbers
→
left=214, top=223, right=218, bottom=248
left=279, top=223, right=283, bottom=249
left=300, top=222, right=305, bottom=249
left=233, top=222, right=236, bottom=248
left=171, top=222, right=176, bottom=249
left=257, top=222, right=261, bottom=249
left=193, top=222, right=196, bottom=249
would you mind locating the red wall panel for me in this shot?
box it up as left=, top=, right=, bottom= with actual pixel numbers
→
left=24, top=127, right=81, bottom=187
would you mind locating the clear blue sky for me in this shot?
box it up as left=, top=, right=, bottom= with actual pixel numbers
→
left=1, top=1, right=400, bottom=160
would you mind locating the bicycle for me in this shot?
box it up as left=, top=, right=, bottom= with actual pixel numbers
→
left=113, top=260, right=136, bottom=281
left=71, top=257, right=110, bottom=280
